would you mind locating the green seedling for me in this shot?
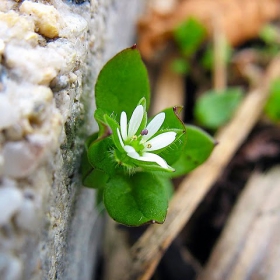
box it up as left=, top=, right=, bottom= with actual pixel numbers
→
left=81, top=46, right=215, bottom=226
left=194, top=88, right=243, bottom=129
left=265, top=79, right=280, bottom=123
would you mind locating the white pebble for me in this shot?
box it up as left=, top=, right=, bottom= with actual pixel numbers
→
left=2, top=141, right=44, bottom=178
left=1, top=254, right=22, bottom=280
left=0, top=185, right=23, bottom=226
left=15, top=190, right=40, bottom=231
left=0, top=95, right=19, bottom=130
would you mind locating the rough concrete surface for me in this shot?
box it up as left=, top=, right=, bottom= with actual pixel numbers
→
left=0, top=0, right=144, bottom=279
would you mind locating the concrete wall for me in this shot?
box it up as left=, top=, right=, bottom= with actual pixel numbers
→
left=0, top=1, right=144, bottom=279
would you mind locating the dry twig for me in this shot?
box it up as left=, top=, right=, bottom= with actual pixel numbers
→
left=213, top=15, right=227, bottom=91
left=198, top=166, right=280, bottom=280
left=151, top=55, right=185, bottom=115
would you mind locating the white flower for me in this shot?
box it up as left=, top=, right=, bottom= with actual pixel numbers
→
left=116, top=105, right=176, bottom=171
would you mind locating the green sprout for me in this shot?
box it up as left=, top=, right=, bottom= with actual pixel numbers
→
left=265, top=79, right=280, bottom=122
left=81, top=46, right=215, bottom=226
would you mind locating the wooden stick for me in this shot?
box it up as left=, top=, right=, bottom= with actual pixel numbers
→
left=123, top=57, right=280, bottom=280
left=151, top=56, right=185, bottom=115
left=198, top=166, right=280, bottom=280
left=213, top=14, right=227, bottom=91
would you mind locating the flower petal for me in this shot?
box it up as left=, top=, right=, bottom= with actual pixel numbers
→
left=124, top=145, right=136, bottom=154
left=141, top=112, right=165, bottom=142
left=144, top=131, right=176, bottom=152
left=124, top=145, right=141, bottom=159
left=128, top=105, right=144, bottom=138
left=117, top=128, right=125, bottom=148
left=141, top=152, right=174, bottom=170
left=120, top=112, right=128, bottom=141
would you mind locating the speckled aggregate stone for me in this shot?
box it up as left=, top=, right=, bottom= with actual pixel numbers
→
left=0, top=0, right=144, bottom=279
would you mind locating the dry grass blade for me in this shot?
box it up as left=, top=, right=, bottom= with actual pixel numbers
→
left=125, top=56, right=280, bottom=280
left=198, top=166, right=280, bottom=280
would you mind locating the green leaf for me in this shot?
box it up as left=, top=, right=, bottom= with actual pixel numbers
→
left=104, top=114, right=124, bottom=152
left=83, top=166, right=109, bottom=189
left=104, top=173, right=172, bottom=226
left=160, top=106, right=185, bottom=130
left=84, top=132, right=99, bottom=151
left=95, top=46, right=150, bottom=119
left=81, top=148, right=96, bottom=188
left=194, top=88, right=243, bottom=129
left=94, top=108, right=111, bottom=138
left=171, top=58, right=190, bottom=74
left=265, top=79, right=280, bottom=122
left=81, top=132, right=98, bottom=186
left=81, top=132, right=110, bottom=189
left=171, top=125, right=216, bottom=177
left=259, top=24, right=279, bottom=45
left=173, top=17, right=206, bottom=56
left=87, top=136, right=119, bottom=176
left=157, top=106, right=187, bottom=165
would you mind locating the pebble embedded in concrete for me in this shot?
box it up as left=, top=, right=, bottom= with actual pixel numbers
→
left=15, top=189, right=41, bottom=232
left=0, top=253, right=23, bottom=280
left=19, top=1, right=62, bottom=39
left=2, top=141, right=46, bottom=179
left=0, top=180, right=23, bottom=226
left=0, top=95, right=19, bottom=130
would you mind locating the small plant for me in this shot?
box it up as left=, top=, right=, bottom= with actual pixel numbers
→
left=265, top=79, right=280, bottom=123
left=174, top=17, right=206, bottom=57
left=259, top=24, right=280, bottom=46
left=172, top=17, right=244, bottom=130
left=172, top=17, right=207, bottom=74
left=258, top=24, right=280, bottom=60
left=81, top=46, right=215, bottom=226
left=194, top=88, right=244, bottom=129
